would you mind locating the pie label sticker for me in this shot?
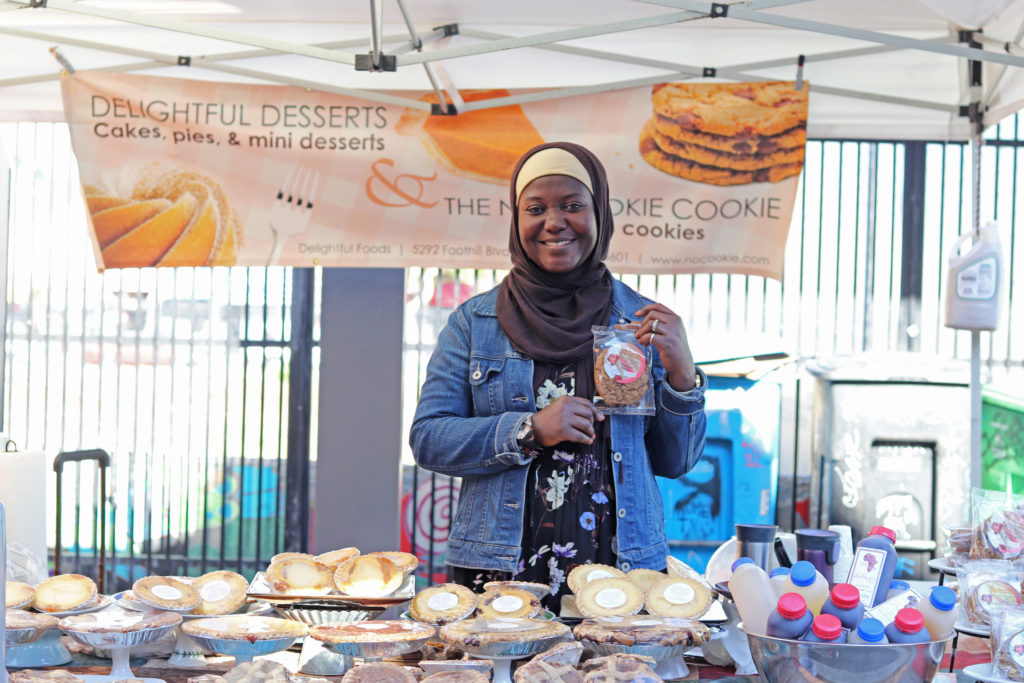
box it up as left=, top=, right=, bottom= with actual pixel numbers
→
left=357, top=623, right=390, bottom=630
left=587, top=570, right=612, bottom=583
left=594, top=588, right=627, bottom=610
left=492, top=595, right=524, bottom=613
left=602, top=342, right=646, bottom=384
left=977, top=580, right=1022, bottom=614
left=427, top=592, right=460, bottom=612
left=200, top=581, right=231, bottom=603
left=1009, top=631, right=1024, bottom=669
left=664, top=582, right=696, bottom=605
left=151, top=585, right=183, bottom=601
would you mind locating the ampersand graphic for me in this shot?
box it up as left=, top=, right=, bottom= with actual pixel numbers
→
left=366, top=158, right=437, bottom=208
left=228, top=132, right=239, bottom=146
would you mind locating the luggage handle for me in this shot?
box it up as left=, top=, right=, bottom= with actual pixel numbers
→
left=53, top=449, right=110, bottom=593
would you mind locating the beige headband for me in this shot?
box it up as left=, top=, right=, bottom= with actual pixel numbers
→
left=515, top=148, right=594, bottom=204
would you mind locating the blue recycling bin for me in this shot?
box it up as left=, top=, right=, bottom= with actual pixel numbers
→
left=658, top=375, right=780, bottom=572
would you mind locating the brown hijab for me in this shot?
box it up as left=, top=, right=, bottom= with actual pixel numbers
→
left=496, top=142, right=615, bottom=364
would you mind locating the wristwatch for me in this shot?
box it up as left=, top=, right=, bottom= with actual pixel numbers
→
left=516, top=414, right=542, bottom=454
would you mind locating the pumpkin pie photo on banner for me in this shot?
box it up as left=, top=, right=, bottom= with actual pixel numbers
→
left=396, top=89, right=544, bottom=184
left=639, top=81, right=809, bottom=186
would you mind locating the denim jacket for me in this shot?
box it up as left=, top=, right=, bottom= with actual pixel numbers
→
left=410, top=278, right=707, bottom=573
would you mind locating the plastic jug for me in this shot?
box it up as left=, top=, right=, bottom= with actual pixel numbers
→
left=917, top=585, right=958, bottom=639
left=846, top=526, right=899, bottom=607
left=802, top=613, right=847, bottom=643
left=819, top=583, right=865, bottom=631
left=884, top=608, right=932, bottom=644
left=729, top=557, right=776, bottom=636
left=766, top=592, right=813, bottom=640
left=783, top=560, right=829, bottom=616
left=944, top=223, right=1003, bottom=330
left=769, top=567, right=791, bottom=598
left=848, top=617, right=888, bottom=644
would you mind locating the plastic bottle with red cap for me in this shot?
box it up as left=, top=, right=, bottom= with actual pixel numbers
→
left=884, top=607, right=932, bottom=644
left=766, top=592, right=814, bottom=640
left=802, top=613, right=848, bottom=643
left=846, top=525, right=899, bottom=607
left=819, top=582, right=865, bottom=631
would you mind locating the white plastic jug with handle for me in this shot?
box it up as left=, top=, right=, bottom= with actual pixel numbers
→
left=944, top=223, right=1002, bottom=330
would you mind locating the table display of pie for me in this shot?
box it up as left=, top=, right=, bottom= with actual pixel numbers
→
left=58, top=609, right=182, bottom=681
left=307, top=620, right=435, bottom=661
left=438, top=618, right=571, bottom=683
left=5, top=609, right=58, bottom=646
left=180, top=615, right=308, bottom=665
left=573, top=614, right=710, bottom=659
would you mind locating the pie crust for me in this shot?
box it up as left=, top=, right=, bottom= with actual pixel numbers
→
left=182, top=615, right=308, bottom=641
left=6, top=608, right=58, bottom=631
left=309, top=620, right=434, bottom=644
left=9, top=669, right=85, bottom=682
left=409, top=583, right=479, bottom=624
left=513, top=659, right=584, bottom=683
left=439, top=618, right=569, bottom=647
left=483, top=580, right=550, bottom=600
left=33, top=574, right=97, bottom=613
left=270, top=551, right=315, bottom=564
left=6, top=581, right=36, bottom=608
left=566, top=564, right=625, bottom=594
left=529, top=640, right=584, bottom=667
left=190, top=570, right=249, bottom=615
left=266, top=556, right=333, bottom=594
left=133, top=576, right=201, bottom=611
left=575, top=578, right=644, bottom=618
left=476, top=588, right=542, bottom=619
left=582, top=658, right=660, bottom=682
left=573, top=615, right=710, bottom=647
left=366, top=551, right=419, bottom=574
left=334, top=555, right=403, bottom=597
left=315, top=547, right=361, bottom=568
left=424, top=671, right=491, bottom=683
left=341, top=662, right=418, bottom=683
left=625, top=568, right=667, bottom=593
left=59, top=609, right=182, bottom=633
left=643, top=576, right=712, bottom=618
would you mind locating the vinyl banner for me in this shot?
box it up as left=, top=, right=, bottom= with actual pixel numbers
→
left=61, top=72, right=808, bottom=278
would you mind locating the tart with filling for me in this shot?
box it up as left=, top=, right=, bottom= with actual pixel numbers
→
left=483, top=580, right=549, bottom=600
left=266, top=556, right=333, bottom=595
left=439, top=618, right=569, bottom=648
left=573, top=614, right=710, bottom=647
left=409, top=583, right=478, bottom=624
left=575, top=578, right=644, bottom=618
left=270, top=551, right=315, bottom=564
left=309, top=620, right=434, bottom=643
left=33, top=574, right=97, bottom=613
left=566, top=564, right=625, bottom=594
left=644, top=575, right=712, bottom=618
left=475, top=588, right=542, bottom=619
left=182, top=615, right=307, bottom=642
left=59, top=609, right=182, bottom=633
left=6, top=581, right=35, bottom=609
left=334, top=555, right=403, bottom=598
left=190, top=570, right=249, bottom=615
left=315, top=547, right=361, bottom=569
left=625, top=568, right=667, bottom=592
left=6, top=608, right=59, bottom=634
left=366, top=551, right=419, bottom=575
left=133, top=576, right=201, bottom=611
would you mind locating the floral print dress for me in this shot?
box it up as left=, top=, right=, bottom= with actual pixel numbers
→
left=449, top=362, right=616, bottom=611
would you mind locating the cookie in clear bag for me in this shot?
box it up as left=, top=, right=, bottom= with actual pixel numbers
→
left=592, top=325, right=655, bottom=415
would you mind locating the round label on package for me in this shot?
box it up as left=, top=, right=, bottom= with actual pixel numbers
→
left=200, top=581, right=231, bottom=603
left=492, top=595, right=524, bottom=613
left=602, top=342, right=646, bottom=384
left=594, top=588, right=627, bottom=610
left=427, top=592, right=460, bottom=612
left=664, top=582, right=696, bottom=605
left=977, top=580, right=1022, bottom=614
left=587, top=570, right=612, bottom=583
left=1010, top=632, right=1024, bottom=670
left=151, top=585, right=183, bottom=601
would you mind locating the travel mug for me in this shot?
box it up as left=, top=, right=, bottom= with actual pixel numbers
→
left=735, top=523, right=778, bottom=571
left=795, top=528, right=841, bottom=586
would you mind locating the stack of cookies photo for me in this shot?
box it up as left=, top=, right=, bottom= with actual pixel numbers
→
left=639, top=81, right=809, bottom=186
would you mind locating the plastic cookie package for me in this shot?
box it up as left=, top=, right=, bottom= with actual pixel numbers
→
left=990, top=606, right=1024, bottom=681
left=970, top=487, right=1024, bottom=561
left=591, top=325, right=655, bottom=416
left=956, top=558, right=1024, bottom=627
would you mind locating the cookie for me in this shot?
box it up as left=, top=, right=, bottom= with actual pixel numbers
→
left=651, top=81, right=809, bottom=138
left=653, top=114, right=807, bottom=154
left=639, top=132, right=803, bottom=186
left=647, top=119, right=805, bottom=170
left=595, top=345, right=651, bottom=407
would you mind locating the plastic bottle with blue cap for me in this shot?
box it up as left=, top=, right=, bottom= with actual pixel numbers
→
left=728, top=557, right=775, bottom=636
left=848, top=617, right=888, bottom=644
left=782, top=560, right=829, bottom=616
left=916, top=585, right=958, bottom=639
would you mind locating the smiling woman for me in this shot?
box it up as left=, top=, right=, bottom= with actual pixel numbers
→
left=410, top=141, right=708, bottom=608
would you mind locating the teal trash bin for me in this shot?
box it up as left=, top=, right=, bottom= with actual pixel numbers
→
left=659, top=374, right=780, bottom=572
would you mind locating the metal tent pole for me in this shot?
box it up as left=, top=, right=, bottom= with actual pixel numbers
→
left=970, top=132, right=982, bottom=491
left=2, top=501, right=8, bottom=683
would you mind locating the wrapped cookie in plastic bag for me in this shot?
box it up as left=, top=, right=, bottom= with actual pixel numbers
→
left=956, top=558, right=1024, bottom=626
left=991, top=606, right=1024, bottom=681
left=591, top=325, right=654, bottom=415
left=970, top=487, right=1024, bottom=561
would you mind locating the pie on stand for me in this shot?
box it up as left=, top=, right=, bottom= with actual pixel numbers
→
left=180, top=615, right=308, bottom=667
left=57, top=608, right=182, bottom=682
left=573, top=614, right=711, bottom=680
left=308, top=620, right=435, bottom=661
left=438, top=617, right=571, bottom=683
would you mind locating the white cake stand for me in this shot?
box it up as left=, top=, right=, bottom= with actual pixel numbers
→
left=457, top=634, right=571, bottom=683
left=61, top=623, right=178, bottom=683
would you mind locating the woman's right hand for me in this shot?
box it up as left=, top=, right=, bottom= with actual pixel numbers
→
left=532, top=395, right=605, bottom=446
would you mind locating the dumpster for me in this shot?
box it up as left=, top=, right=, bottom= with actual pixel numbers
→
left=981, top=384, right=1024, bottom=493
left=660, top=372, right=781, bottom=572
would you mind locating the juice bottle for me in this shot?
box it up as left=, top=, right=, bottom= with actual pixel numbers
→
left=846, top=526, right=899, bottom=607
left=802, top=613, right=847, bottom=643
left=769, top=567, right=791, bottom=598
left=884, top=607, right=932, bottom=644
left=729, top=557, right=776, bottom=636
left=887, top=579, right=910, bottom=601
left=766, top=592, right=813, bottom=640
left=783, top=560, right=829, bottom=615
left=848, top=617, right=888, bottom=644
left=819, top=582, right=865, bottom=630
left=917, top=585, right=957, bottom=639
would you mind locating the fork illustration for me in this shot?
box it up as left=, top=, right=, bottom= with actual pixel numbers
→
left=268, top=164, right=320, bottom=265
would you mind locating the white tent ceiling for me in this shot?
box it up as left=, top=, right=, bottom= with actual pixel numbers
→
left=3, top=0, right=1024, bottom=139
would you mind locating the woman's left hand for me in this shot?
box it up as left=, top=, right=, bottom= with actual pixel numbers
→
left=633, top=303, right=697, bottom=392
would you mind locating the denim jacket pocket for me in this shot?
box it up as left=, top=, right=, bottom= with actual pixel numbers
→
left=469, top=355, right=507, bottom=415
